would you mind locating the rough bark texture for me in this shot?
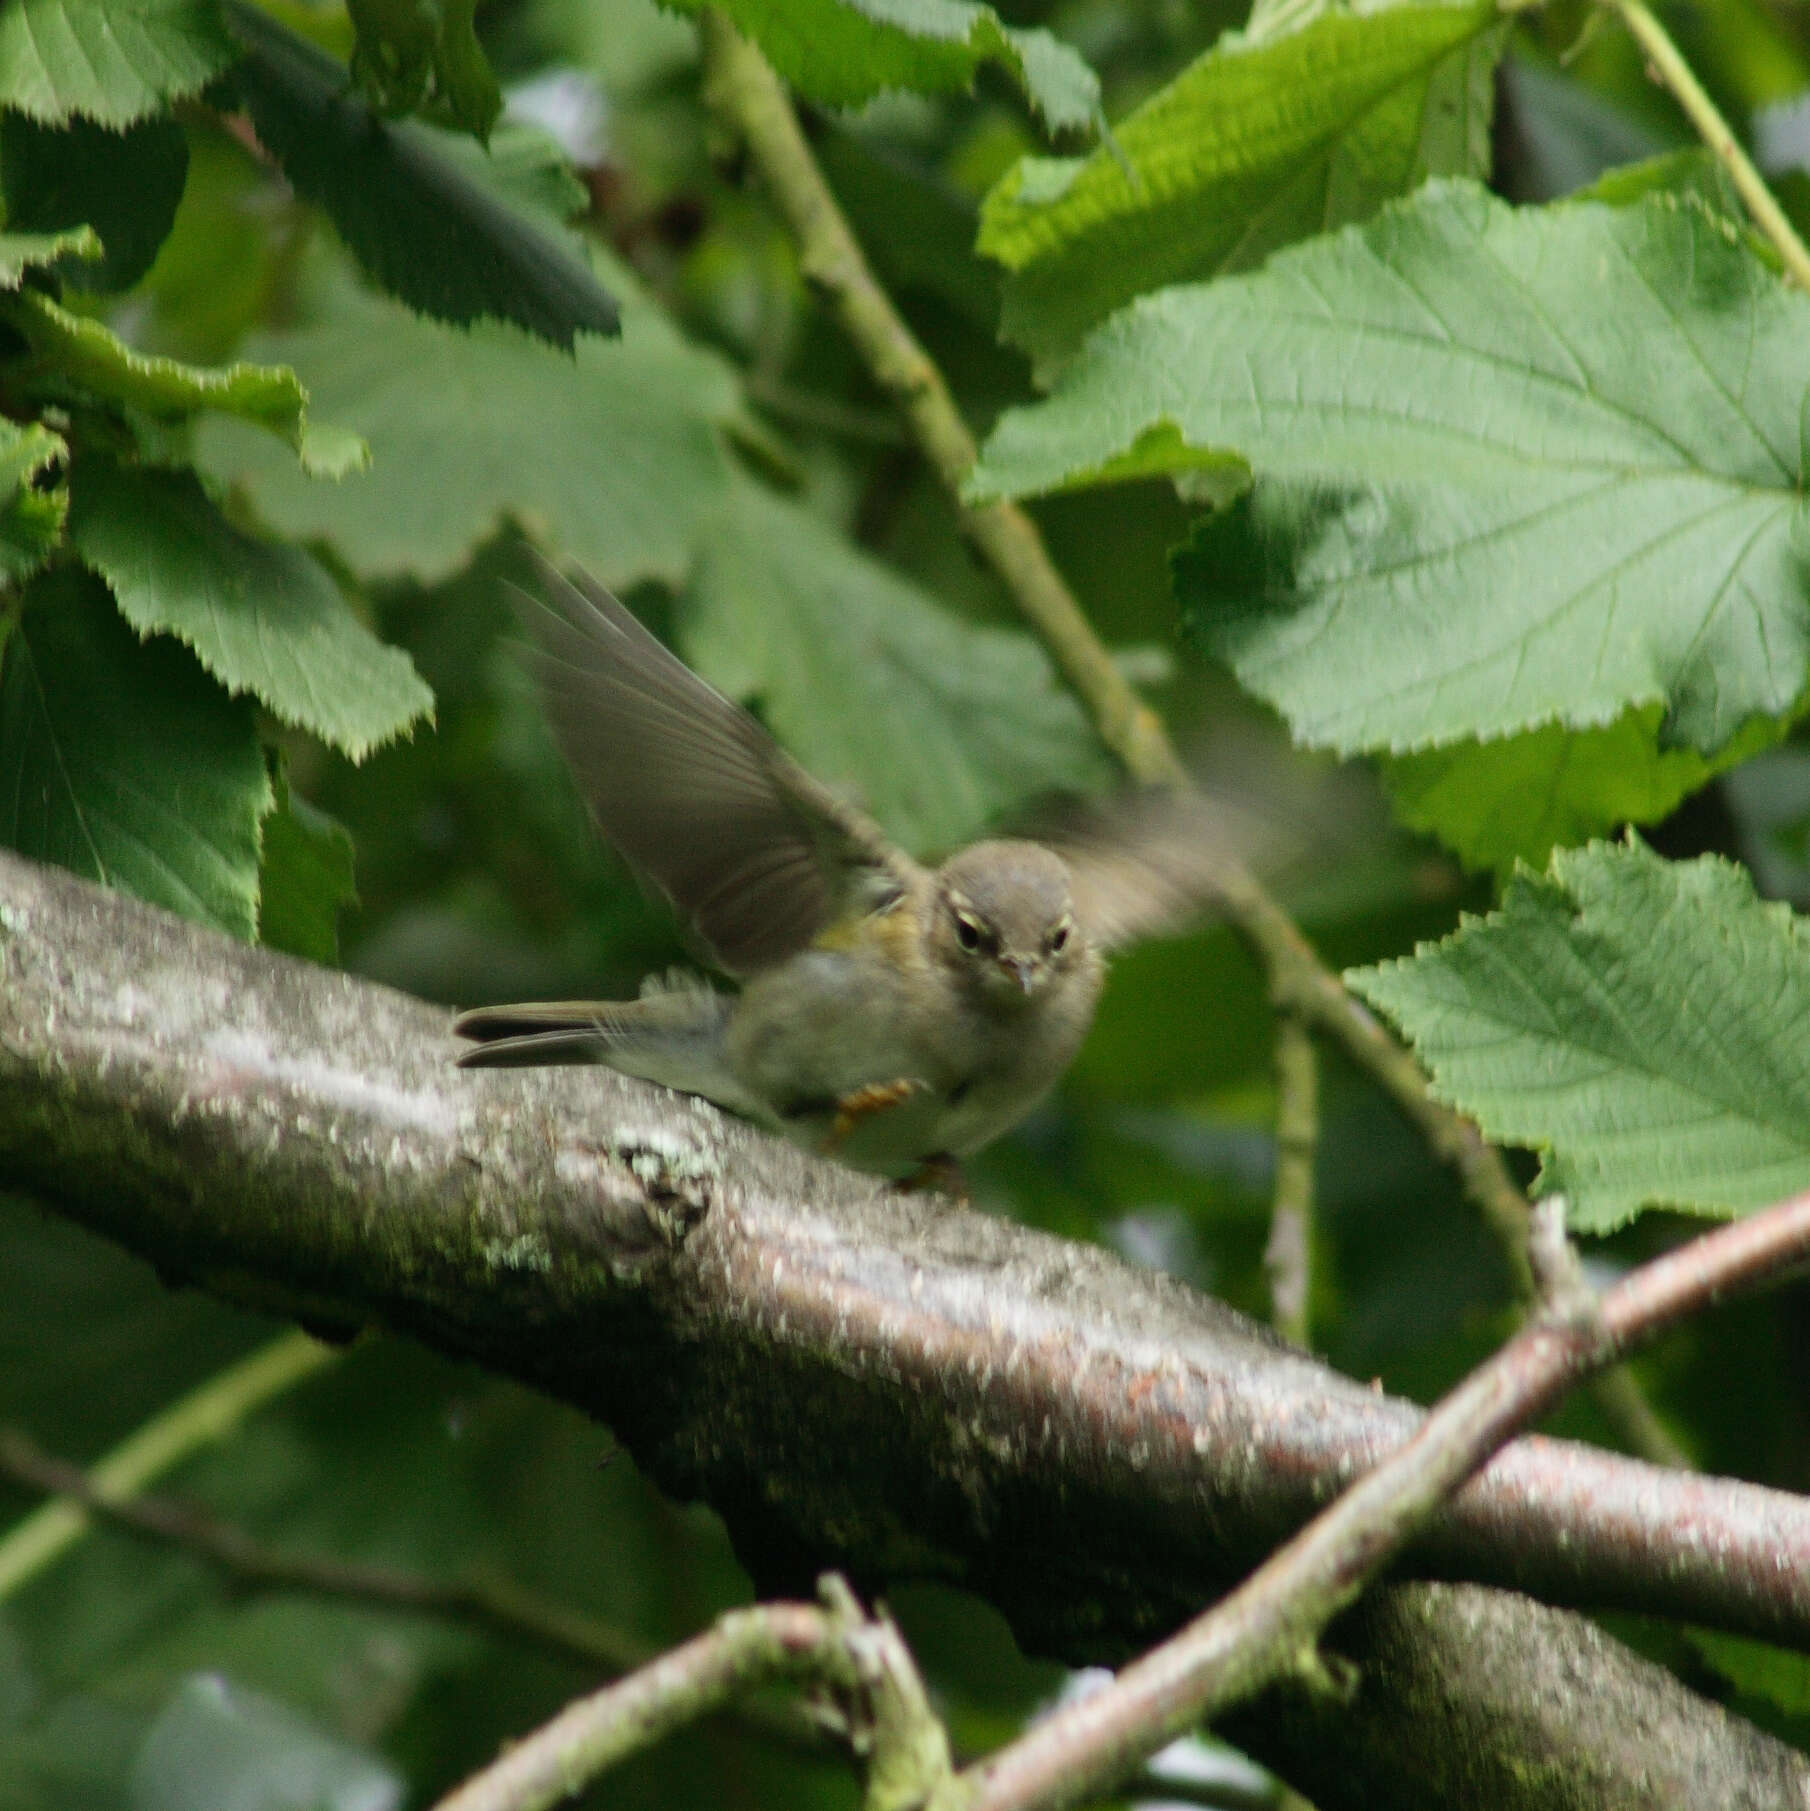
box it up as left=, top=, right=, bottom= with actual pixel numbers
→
left=3, top=852, right=1807, bottom=1809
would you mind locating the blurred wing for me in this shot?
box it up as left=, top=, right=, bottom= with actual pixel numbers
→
left=1052, top=784, right=1298, bottom=952
left=520, top=555, right=916, bottom=973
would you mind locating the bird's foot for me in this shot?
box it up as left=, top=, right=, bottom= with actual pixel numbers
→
left=824, top=1078, right=925, bottom=1151
left=896, top=1153, right=969, bottom=1201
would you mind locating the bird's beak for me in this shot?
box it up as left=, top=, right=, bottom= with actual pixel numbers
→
left=999, top=956, right=1036, bottom=994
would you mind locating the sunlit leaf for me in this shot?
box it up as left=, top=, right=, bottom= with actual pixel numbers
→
left=0, top=0, right=234, bottom=125
left=0, top=287, right=367, bottom=476
left=1349, top=838, right=1810, bottom=1230
left=980, top=0, right=1503, bottom=374
left=1380, top=706, right=1786, bottom=874
left=68, top=452, right=432, bottom=759
left=973, top=182, right=1810, bottom=759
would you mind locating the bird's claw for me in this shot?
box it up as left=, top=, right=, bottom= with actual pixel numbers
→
left=824, top=1078, right=925, bottom=1150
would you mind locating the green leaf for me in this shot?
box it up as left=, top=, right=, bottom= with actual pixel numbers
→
left=223, top=2, right=618, bottom=350
left=0, top=111, right=188, bottom=293
left=973, top=181, right=1810, bottom=759
left=0, top=286, right=368, bottom=476
left=0, top=418, right=68, bottom=579
left=0, top=223, right=102, bottom=286
left=683, top=0, right=1099, bottom=136
left=195, top=258, right=737, bottom=588
left=67, top=452, right=433, bottom=759
left=0, top=567, right=270, bottom=938
left=1347, top=838, right=1810, bottom=1231
left=0, top=0, right=235, bottom=126
left=1690, top=1631, right=1810, bottom=1724
left=258, top=765, right=356, bottom=962
left=1380, top=705, right=1788, bottom=875
left=680, top=480, right=1111, bottom=856
left=979, top=0, right=1504, bottom=374
left=344, top=0, right=502, bottom=138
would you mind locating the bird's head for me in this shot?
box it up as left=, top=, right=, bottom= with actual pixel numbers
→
left=932, top=841, right=1086, bottom=1004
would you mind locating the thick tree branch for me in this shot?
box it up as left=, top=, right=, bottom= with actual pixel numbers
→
left=0, top=853, right=1804, bottom=1810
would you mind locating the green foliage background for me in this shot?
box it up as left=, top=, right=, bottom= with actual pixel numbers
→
left=6, top=0, right=1810, bottom=1802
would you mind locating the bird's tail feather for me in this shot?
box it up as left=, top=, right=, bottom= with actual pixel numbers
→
left=453, top=991, right=770, bottom=1123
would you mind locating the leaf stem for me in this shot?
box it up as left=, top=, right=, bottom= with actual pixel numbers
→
left=1608, top=0, right=1810, bottom=292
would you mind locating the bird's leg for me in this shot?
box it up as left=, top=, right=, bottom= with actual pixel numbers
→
left=897, top=1152, right=969, bottom=1200
left=824, top=1078, right=925, bottom=1151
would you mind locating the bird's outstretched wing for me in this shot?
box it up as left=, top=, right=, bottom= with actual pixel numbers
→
left=1050, top=783, right=1302, bottom=953
left=517, top=555, right=918, bottom=974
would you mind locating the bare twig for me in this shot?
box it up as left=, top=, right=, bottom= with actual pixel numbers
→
left=432, top=1576, right=953, bottom=1811
left=1607, top=0, right=1810, bottom=292
left=962, top=1191, right=1810, bottom=1811
left=1265, top=1015, right=1316, bottom=1345
left=0, top=1329, right=334, bottom=1602
left=0, top=1428, right=640, bottom=1673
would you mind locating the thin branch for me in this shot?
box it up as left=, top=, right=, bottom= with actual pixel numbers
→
left=1608, top=0, right=1810, bottom=292
left=963, top=1192, right=1810, bottom=1811
left=1265, top=1015, right=1316, bottom=1345
left=689, top=10, right=1685, bottom=1467
left=433, top=1577, right=953, bottom=1811
left=0, top=1327, right=334, bottom=1602
left=0, top=1427, right=643, bottom=1676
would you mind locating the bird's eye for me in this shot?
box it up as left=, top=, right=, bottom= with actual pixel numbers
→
left=1048, top=920, right=1070, bottom=954
left=955, top=913, right=985, bottom=953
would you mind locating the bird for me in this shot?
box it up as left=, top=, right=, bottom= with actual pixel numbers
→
left=453, top=557, right=1265, bottom=1180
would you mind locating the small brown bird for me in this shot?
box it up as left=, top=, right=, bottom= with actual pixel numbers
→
left=454, top=560, right=1257, bottom=1176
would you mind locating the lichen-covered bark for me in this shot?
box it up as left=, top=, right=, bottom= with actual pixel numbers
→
left=2, top=852, right=1807, bottom=1809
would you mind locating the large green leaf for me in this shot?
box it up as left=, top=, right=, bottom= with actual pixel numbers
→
left=0, top=287, right=367, bottom=477
left=0, top=111, right=188, bottom=293
left=980, top=0, right=1503, bottom=375
left=196, top=260, right=738, bottom=588
left=67, top=453, right=432, bottom=760
left=0, top=0, right=234, bottom=125
left=223, top=2, right=618, bottom=350
left=0, top=569, right=270, bottom=938
left=1348, top=838, right=1810, bottom=1231
left=682, top=0, right=1098, bottom=135
left=972, top=182, right=1810, bottom=760
left=679, top=480, right=1111, bottom=856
